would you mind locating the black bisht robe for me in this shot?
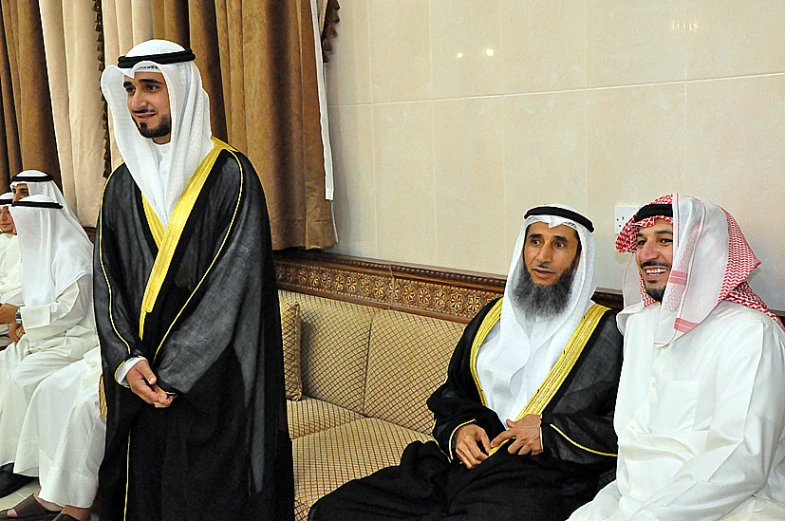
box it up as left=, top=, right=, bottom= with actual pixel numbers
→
left=311, top=298, right=623, bottom=521
left=94, top=148, right=294, bottom=521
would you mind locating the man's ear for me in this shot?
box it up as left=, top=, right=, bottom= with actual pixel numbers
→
left=572, top=229, right=582, bottom=270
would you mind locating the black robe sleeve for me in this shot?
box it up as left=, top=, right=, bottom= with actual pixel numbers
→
left=540, top=311, right=623, bottom=466
left=94, top=174, right=150, bottom=378
left=94, top=151, right=293, bottom=521
left=427, top=301, right=623, bottom=469
left=151, top=154, right=269, bottom=397
left=427, top=299, right=507, bottom=459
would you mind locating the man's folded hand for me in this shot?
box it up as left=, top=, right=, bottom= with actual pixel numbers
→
left=455, top=424, right=491, bottom=468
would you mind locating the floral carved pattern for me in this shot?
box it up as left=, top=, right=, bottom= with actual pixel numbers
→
left=276, top=262, right=391, bottom=306
left=275, top=257, right=502, bottom=322
left=273, top=250, right=785, bottom=322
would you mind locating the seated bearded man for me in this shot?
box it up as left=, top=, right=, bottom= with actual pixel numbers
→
left=309, top=205, right=624, bottom=521
left=569, top=194, right=785, bottom=521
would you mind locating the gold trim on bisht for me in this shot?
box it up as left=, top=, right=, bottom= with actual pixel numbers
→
left=447, top=419, right=477, bottom=462
left=468, top=298, right=503, bottom=406
left=138, top=138, right=237, bottom=340
left=549, top=424, right=617, bottom=457
left=142, top=195, right=164, bottom=247
left=119, top=139, right=241, bottom=520
left=98, top=170, right=132, bottom=356
left=98, top=374, right=108, bottom=419
left=467, top=301, right=609, bottom=457
left=152, top=147, right=244, bottom=363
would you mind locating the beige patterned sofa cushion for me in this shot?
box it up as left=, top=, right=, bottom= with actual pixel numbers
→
left=287, top=397, right=362, bottom=439
left=279, top=289, right=298, bottom=306
left=281, top=300, right=303, bottom=400
left=294, top=293, right=377, bottom=413
left=363, top=310, right=464, bottom=434
left=292, top=418, right=431, bottom=520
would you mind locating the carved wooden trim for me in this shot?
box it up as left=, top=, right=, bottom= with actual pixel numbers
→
left=592, top=289, right=623, bottom=311
left=274, top=250, right=503, bottom=323
left=274, top=250, right=785, bottom=325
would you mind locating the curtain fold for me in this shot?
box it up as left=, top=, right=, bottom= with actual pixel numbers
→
left=0, top=8, right=21, bottom=189
left=101, top=0, right=154, bottom=173
left=30, top=0, right=333, bottom=247
left=153, top=0, right=335, bottom=250
left=310, top=0, right=334, bottom=201
left=183, top=0, right=228, bottom=141
left=0, top=1, right=60, bottom=190
left=39, top=0, right=106, bottom=225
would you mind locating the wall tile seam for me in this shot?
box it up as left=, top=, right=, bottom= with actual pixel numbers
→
left=327, top=71, right=785, bottom=109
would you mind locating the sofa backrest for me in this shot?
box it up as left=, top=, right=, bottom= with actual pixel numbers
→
left=362, top=310, right=464, bottom=435
left=280, top=290, right=376, bottom=413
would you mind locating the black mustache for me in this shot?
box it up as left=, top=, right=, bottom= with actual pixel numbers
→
left=531, top=262, right=555, bottom=273
left=640, top=260, right=670, bottom=269
left=133, top=109, right=155, bottom=115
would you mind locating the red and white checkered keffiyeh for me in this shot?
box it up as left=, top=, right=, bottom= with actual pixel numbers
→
left=616, top=194, right=783, bottom=343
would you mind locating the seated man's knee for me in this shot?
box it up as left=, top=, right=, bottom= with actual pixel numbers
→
left=309, top=494, right=340, bottom=521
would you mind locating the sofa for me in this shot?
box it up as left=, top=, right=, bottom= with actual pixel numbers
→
left=279, top=289, right=468, bottom=520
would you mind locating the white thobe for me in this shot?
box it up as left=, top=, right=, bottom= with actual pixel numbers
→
left=14, top=347, right=104, bottom=508
left=0, top=233, right=11, bottom=271
left=0, top=234, right=22, bottom=347
left=569, top=301, right=785, bottom=521
left=0, top=275, right=98, bottom=465
left=0, top=234, right=22, bottom=305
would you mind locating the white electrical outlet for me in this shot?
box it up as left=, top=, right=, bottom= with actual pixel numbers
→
left=614, top=205, right=638, bottom=234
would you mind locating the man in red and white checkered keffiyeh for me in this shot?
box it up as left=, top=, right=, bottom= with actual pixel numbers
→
left=615, top=193, right=783, bottom=345
left=569, top=193, right=785, bottom=521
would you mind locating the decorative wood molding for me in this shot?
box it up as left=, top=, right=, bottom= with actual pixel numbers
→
left=274, top=249, right=785, bottom=325
left=274, top=250, right=503, bottom=323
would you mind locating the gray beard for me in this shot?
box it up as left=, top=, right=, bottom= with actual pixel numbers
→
left=510, top=263, right=576, bottom=318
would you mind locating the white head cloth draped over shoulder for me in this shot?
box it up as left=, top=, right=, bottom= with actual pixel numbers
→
left=476, top=204, right=596, bottom=423
left=616, top=193, right=784, bottom=346
left=10, top=170, right=81, bottom=226
left=101, top=39, right=213, bottom=226
left=9, top=195, right=93, bottom=309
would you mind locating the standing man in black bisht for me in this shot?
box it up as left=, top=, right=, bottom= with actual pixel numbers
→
left=310, top=205, right=623, bottom=521
left=96, top=39, right=293, bottom=521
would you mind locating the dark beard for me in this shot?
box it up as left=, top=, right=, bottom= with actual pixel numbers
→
left=645, top=287, right=665, bottom=302
left=639, top=260, right=669, bottom=302
left=510, top=263, right=577, bottom=318
left=135, top=113, right=172, bottom=140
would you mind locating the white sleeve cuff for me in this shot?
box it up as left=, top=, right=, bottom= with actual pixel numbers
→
left=116, top=357, right=145, bottom=385
left=19, top=303, right=51, bottom=330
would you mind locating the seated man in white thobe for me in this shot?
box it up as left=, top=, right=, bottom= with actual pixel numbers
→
left=569, top=194, right=785, bottom=521
left=0, top=195, right=96, bottom=499
left=0, top=345, right=103, bottom=521
left=2, top=171, right=81, bottom=349
left=5, top=169, right=81, bottom=309
left=0, top=192, right=13, bottom=257
left=10, top=170, right=82, bottom=234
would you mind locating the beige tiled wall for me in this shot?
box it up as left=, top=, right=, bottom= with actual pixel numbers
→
left=325, top=0, right=785, bottom=310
